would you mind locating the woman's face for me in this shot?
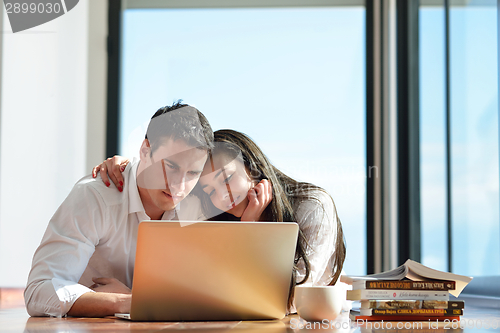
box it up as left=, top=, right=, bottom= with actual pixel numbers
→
left=199, top=156, right=256, bottom=217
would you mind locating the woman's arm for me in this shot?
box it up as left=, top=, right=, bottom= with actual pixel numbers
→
left=294, top=191, right=340, bottom=286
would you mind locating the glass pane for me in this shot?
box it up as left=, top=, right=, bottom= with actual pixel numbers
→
left=450, top=2, right=499, bottom=276
left=120, top=7, right=366, bottom=275
left=419, top=1, right=448, bottom=272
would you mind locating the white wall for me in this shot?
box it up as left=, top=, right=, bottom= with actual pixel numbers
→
left=0, top=0, right=107, bottom=287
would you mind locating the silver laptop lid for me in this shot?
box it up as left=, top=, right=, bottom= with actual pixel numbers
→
left=130, top=221, right=299, bottom=321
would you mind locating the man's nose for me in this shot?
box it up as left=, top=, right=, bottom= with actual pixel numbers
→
left=168, top=174, right=186, bottom=194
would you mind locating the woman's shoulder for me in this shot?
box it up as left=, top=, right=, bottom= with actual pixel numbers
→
left=293, top=187, right=335, bottom=220
left=292, top=187, right=333, bottom=208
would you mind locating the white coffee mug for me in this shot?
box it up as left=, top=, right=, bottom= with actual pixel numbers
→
left=294, top=285, right=346, bottom=322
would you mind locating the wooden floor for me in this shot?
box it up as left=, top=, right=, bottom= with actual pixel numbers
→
left=2, top=289, right=500, bottom=332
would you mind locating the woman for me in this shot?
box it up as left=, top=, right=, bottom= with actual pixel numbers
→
left=93, top=129, right=346, bottom=311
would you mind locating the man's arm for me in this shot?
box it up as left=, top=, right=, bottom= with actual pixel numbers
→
left=67, top=292, right=131, bottom=317
left=25, top=181, right=108, bottom=317
left=67, top=277, right=132, bottom=317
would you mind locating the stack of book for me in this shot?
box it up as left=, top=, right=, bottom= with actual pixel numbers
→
left=343, top=260, right=473, bottom=322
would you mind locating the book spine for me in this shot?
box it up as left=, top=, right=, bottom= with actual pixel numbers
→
left=347, top=289, right=449, bottom=301
left=370, top=309, right=463, bottom=316
left=355, top=280, right=456, bottom=291
left=350, top=314, right=461, bottom=322
left=422, top=300, right=465, bottom=309
left=362, top=300, right=421, bottom=309
left=361, top=300, right=465, bottom=309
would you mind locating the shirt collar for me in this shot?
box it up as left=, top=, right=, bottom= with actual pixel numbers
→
left=128, top=158, right=145, bottom=215
left=128, top=157, right=181, bottom=220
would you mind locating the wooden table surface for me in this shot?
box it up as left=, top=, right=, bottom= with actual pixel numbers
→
left=2, top=306, right=500, bottom=332
left=2, top=290, right=500, bottom=332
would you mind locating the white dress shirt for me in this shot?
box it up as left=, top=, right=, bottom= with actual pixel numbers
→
left=24, top=158, right=204, bottom=317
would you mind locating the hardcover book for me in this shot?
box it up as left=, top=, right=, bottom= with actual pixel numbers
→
left=353, top=280, right=455, bottom=291
left=360, top=300, right=465, bottom=310
left=360, top=308, right=463, bottom=316
left=347, top=289, right=449, bottom=301
left=341, top=259, right=472, bottom=297
left=349, top=310, right=461, bottom=322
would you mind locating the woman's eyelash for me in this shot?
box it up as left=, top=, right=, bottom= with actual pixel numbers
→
left=206, top=174, right=232, bottom=197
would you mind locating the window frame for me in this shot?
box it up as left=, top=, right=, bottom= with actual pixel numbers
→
left=106, top=0, right=500, bottom=293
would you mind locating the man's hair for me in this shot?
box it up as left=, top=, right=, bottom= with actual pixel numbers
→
left=145, top=100, right=214, bottom=153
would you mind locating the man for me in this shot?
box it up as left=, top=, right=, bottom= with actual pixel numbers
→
left=24, top=102, right=213, bottom=317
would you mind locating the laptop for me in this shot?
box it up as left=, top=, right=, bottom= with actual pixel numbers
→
left=115, top=221, right=299, bottom=321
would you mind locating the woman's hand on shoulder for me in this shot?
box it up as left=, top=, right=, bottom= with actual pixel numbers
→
left=92, top=156, right=130, bottom=191
left=240, top=179, right=273, bottom=222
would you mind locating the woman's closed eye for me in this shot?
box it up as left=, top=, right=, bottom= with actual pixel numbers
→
left=223, top=174, right=233, bottom=184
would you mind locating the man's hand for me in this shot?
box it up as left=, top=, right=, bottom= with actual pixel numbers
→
left=67, top=277, right=131, bottom=317
left=240, top=179, right=273, bottom=222
left=90, top=277, right=131, bottom=294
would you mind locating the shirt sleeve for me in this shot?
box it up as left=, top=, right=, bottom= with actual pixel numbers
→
left=24, top=181, right=106, bottom=317
left=295, top=191, right=338, bottom=286
left=293, top=191, right=351, bottom=312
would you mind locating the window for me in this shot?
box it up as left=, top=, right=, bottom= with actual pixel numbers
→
left=119, top=2, right=367, bottom=275
left=420, top=0, right=499, bottom=276
left=420, top=0, right=447, bottom=272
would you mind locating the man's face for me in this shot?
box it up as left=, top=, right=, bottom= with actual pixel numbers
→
left=138, top=138, right=208, bottom=212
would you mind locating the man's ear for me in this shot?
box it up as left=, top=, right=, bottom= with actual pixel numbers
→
left=139, top=139, right=151, bottom=162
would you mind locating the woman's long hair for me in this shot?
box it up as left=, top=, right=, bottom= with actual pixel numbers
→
left=197, top=129, right=346, bottom=311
